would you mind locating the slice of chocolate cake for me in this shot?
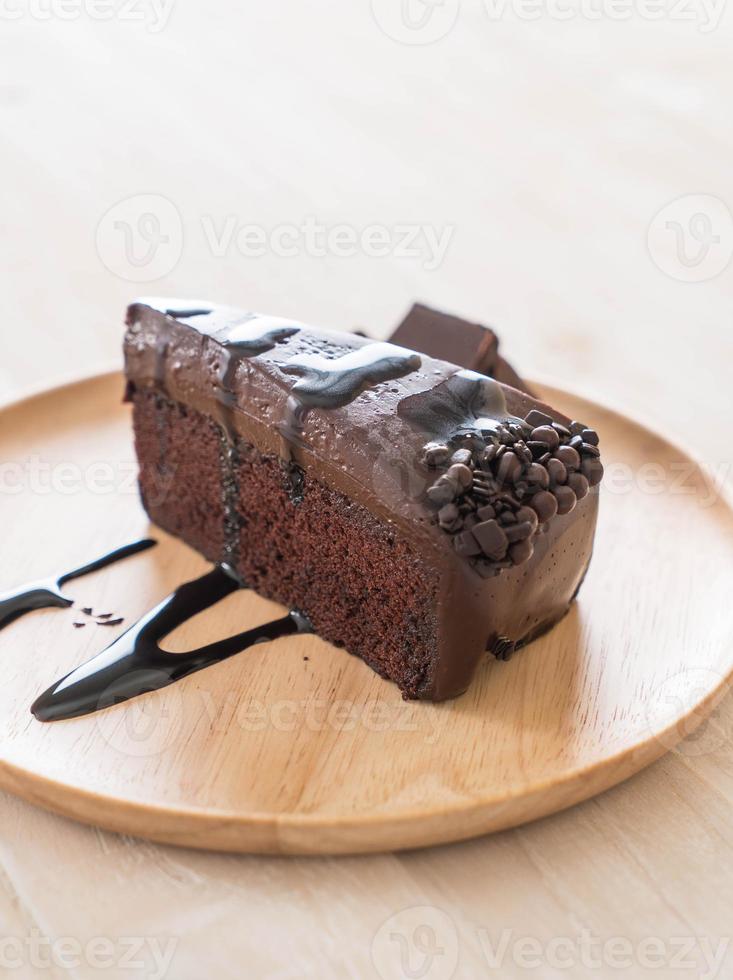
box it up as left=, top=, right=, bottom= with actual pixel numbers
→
left=124, top=300, right=602, bottom=701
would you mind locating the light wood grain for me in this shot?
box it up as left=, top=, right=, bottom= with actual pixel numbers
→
left=2, top=5, right=733, bottom=976
left=1, top=373, right=731, bottom=860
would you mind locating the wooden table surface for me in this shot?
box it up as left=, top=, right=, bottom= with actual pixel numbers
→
left=1, top=4, right=732, bottom=978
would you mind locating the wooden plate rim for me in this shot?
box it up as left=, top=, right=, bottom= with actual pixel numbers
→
left=0, top=371, right=731, bottom=854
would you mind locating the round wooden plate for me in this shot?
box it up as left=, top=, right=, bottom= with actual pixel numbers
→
left=0, top=373, right=732, bottom=855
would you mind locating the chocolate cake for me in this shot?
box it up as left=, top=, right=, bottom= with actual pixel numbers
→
left=124, top=299, right=602, bottom=701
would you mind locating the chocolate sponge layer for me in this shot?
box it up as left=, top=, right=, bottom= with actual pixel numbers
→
left=133, top=392, right=226, bottom=560
left=132, top=389, right=439, bottom=698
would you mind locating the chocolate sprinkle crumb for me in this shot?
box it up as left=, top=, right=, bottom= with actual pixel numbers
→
left=97, top=618, right=124, bottom=627
left=493, top=636, right=517, bottom=661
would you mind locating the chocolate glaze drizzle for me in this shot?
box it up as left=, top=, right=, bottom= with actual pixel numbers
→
left=208, top=316, right=303, bottom=561
left=280, top=342, right=422, bottom=455
left=204, top=324, right=422, bottom=539
left=212, top=316, right=302, bottom=438
left=223, top=316, right=302, bottom=355
left=284, top=342, right=422, bottom=409
left=398, top=369, right=512, bottom=441
left=164, top=307, right=213, bottom=319
left=32, top=566, right=313, bottom=723
left=0, top=540, right=156, bottom=632
left=136, top=299, right=214, bottom=321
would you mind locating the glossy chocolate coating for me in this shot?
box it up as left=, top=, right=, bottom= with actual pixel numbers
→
left=0, top=540, right=156, bottom=632
left=32, top=566, right=312, bottom=722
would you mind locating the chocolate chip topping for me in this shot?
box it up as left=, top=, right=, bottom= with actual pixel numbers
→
left=421, top=407, right=603, bottom=577
left=472, top=519, right=509, bottom=561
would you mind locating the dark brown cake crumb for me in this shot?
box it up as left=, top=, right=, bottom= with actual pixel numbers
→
left=132, top=390, right=439, bottom=699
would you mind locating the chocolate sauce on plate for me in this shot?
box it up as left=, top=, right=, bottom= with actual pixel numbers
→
left=0, top=539, right=156, bottom=632
left=32, top=566, right=312, bottom=722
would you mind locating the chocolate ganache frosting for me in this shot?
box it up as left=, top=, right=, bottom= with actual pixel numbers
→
left=127, top=300, right=529, bottom=521
left=125, top=299, right=601, bottom=699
